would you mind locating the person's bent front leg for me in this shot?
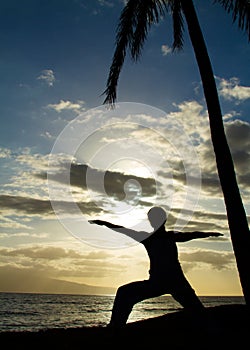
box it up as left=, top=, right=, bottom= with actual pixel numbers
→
left=109, top=280, right=154, bottom=328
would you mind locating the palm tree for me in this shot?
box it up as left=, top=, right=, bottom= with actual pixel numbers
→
left=103, top=0, right=250, bottom=304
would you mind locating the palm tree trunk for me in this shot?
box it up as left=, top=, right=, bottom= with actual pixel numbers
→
left=181, top=0, right=250, bottom=304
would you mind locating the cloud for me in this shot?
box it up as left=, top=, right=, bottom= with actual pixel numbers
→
left=2, top=98, right=250, bottom=234
left=0, top=216, right=31, bottom=229
left=39, top=161, right=159, bottom=202
left=165, top=101, right=250, bottom=197
left=0, top=159, right=159, bottom=221
left=40, top=131, right=53, bottom=139
left=0, top=245, right=124, bottom=282
left=0, top=195, right=53, bottom=215
left=0, top=244, right=234, bottom=295
left=167, top=207, right=229, bottom=232
left=0, top=246, right=78, bottom=260
left=223, top=111, right=241, bottom=121
left=0, top=246, right=112, bottom=261
left=161, top=44, right=172, bottom=56
left=0, top=147, right=12, bottom=158
left=47, top=100, right=85, bottom=113
left=0, top=244, right=230, bottom=278
left=4, top=151, right=229, bottom=232
left=0, top=232, right=49, bottom=239
left=180, top=249, right=235, bottom=271
left=226, top=119, right=250, bottom=149
left=0, top=147, right=160, bottom=226
left=198, top=119, right=250, bottom=194
left=37, top=69, right=55, bottom=87
left=217, top=77, right=250, bottom=102
left=0, top=194, right=101, bottom=217
left=97, top=0, right=114, bottom=7
left=226, top=120, right=250, bottom=189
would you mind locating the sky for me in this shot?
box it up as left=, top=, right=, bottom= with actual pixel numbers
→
left=0, top=0, right=250, bottom=296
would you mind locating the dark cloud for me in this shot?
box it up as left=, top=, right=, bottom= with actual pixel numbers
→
left=166, top=207, right=229, bottom=232
left=226, top=121, right=250, bottom=187
left=0, top=195, right=53, bottom=215
left=226, top=120, right=250, bottom=149
left=157, top=161, right=222, bottom=197
left=157, top=120, right=250, bottom=197
left=171, top=207, right=227, bottom=222
left=0, top=194, right=101, bottom=216
left=198, top=120, right=250, bottom=195
left=41, top=162, right=160, bottom=201
left=201, top=175, right=222, bottom=195
left=0, top=161, right=161, bottom=217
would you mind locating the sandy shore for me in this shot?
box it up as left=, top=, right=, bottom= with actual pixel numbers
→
left=0, top=304, right=249, bottom=349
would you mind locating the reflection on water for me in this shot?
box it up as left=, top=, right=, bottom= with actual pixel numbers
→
left=0, top=293, right=245, bottom=332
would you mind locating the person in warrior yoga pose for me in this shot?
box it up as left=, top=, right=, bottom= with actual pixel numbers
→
left=89, top=206, right=223, bottom=328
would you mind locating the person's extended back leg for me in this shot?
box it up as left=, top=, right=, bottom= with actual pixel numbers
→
left=171, top=281, right=206, bottom=330
left=173, top=290, right=203, bottom=310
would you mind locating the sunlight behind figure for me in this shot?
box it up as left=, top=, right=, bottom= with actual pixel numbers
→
left=48, top=102, right=201, bottom=249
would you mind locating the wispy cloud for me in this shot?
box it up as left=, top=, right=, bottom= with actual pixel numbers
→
left=37, top=69, right=56, bottom=87
left=0, top=147, right=12, bottom=158
left=47, top=99, right=85, bottom=113
left=97, top=0, right=114, bottom=7
left=217, top=77, right=250, bottom=102
left=180, top=248, right=235, bottom=272
left=40, top=131, right=53, bottom=139
left=0, top=246, right=116, bottom=262
left=161, top=44, right=172, bottom=56
left=0, top=216, right=31, bottom=230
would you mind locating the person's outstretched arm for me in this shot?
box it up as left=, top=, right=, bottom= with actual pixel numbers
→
left=89, top=220, right=149, bottom=242
left=89, top=220, right=123, bottom=230
left=173, top=231, right=223, bottom=242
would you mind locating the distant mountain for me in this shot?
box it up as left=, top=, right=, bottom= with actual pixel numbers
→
left=37, top=278, right=116, bottom=295
left=0, top=270, right=115, bottom=295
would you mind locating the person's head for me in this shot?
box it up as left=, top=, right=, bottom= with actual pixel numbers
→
left=147, top=206, right=167, bottom=230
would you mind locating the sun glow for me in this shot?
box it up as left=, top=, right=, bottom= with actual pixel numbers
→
left=127, top=165, right=152, bottom=179
left=109, top=159, right=153, bottom=179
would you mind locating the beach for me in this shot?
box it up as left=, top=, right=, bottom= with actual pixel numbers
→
left=0, top=304, right=248, bottom=349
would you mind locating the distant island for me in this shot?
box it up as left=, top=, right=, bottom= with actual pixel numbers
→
left=0, top=277, right=115, bottom=296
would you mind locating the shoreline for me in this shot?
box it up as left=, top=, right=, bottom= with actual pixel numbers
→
left=0, top=304, right=249, bottom=349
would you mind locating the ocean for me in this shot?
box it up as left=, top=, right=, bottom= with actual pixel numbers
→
left=0, top=293, right=245, bottom=332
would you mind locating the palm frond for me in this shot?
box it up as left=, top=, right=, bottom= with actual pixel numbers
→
left=131, top=0, right=169, bottom=61
left=103, top=0, right=170, bottom=105
left=172, top=0, right=184, bottom=50
left=102, top=0, right=139, bottom=106
left=214, top=0, right=250, bottom=40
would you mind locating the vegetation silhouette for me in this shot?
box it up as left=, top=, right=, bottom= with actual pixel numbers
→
left=102, top=0, right=250, bottom=304
left=90, top=206, right=223, bottom=327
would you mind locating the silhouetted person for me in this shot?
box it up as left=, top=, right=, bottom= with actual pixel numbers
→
left=89, top=206, right=223, bottom=328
